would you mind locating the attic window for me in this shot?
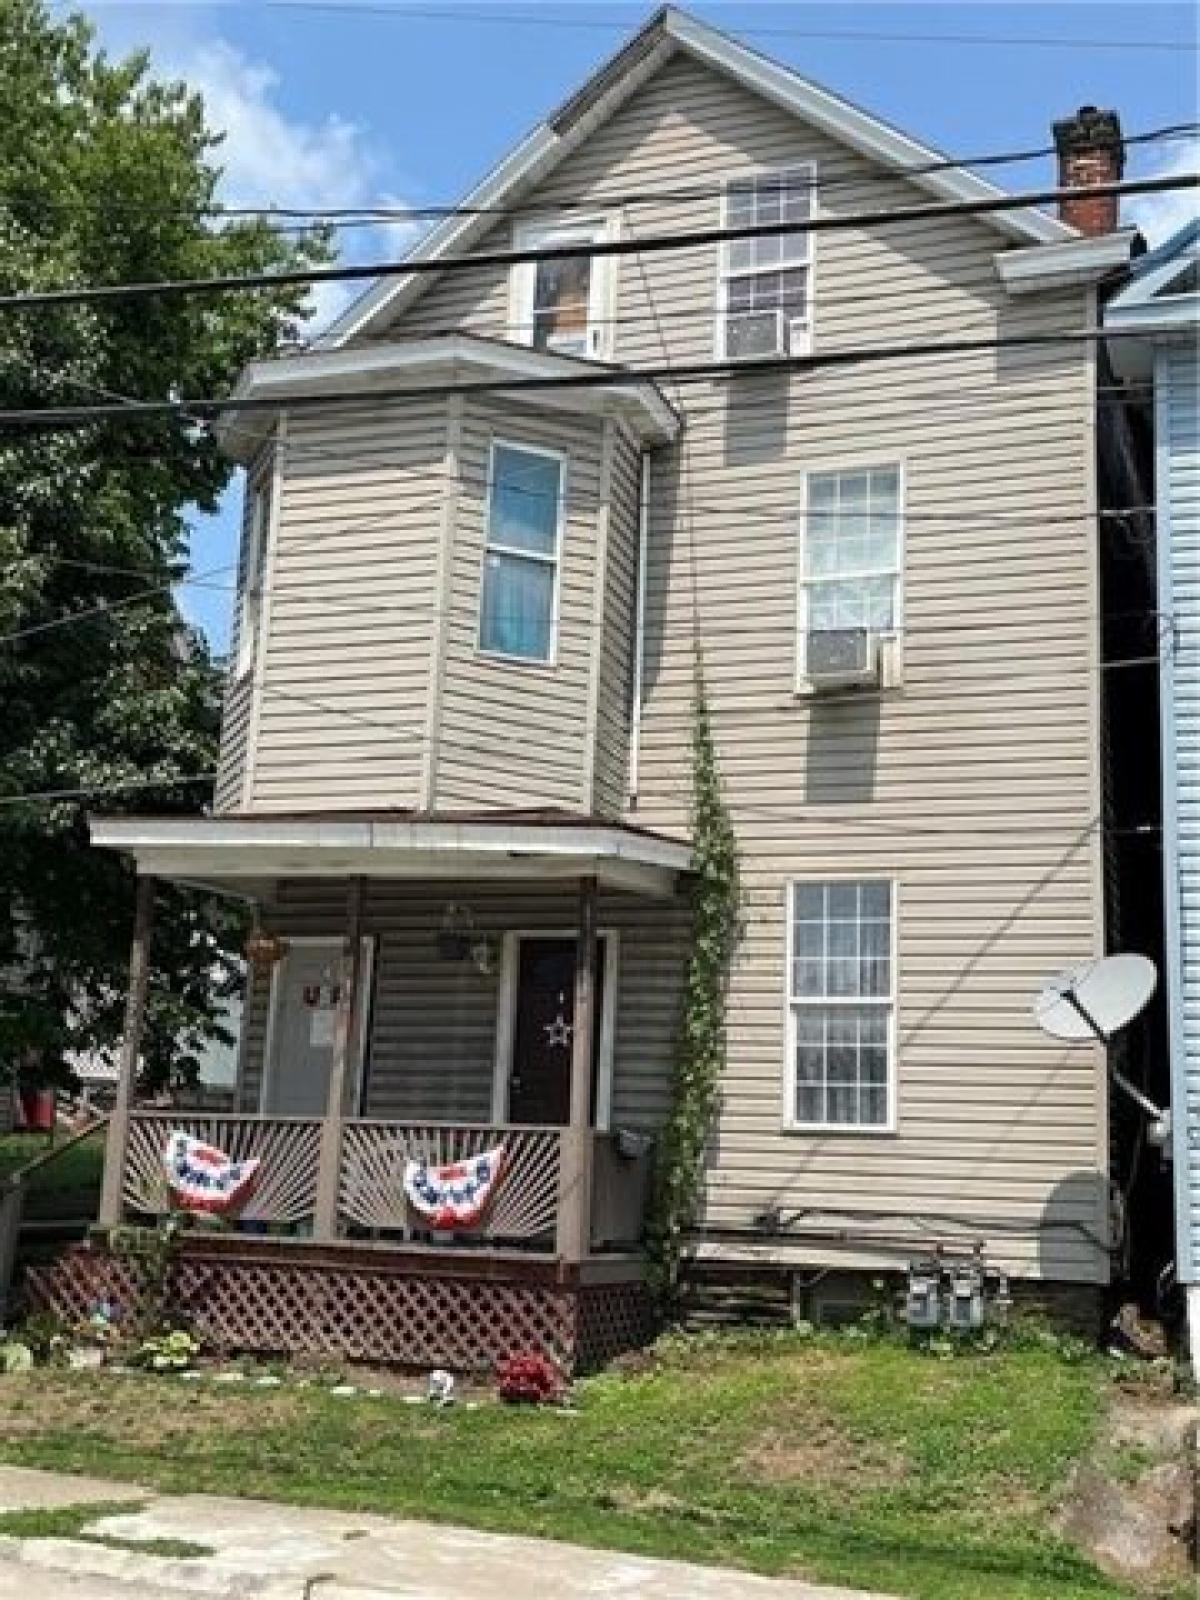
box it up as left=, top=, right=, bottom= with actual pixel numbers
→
left=718, top=165, right=816, bottom=361
left=511, top=216, right=613, bottom=359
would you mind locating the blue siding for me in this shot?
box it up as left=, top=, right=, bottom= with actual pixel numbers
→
left=1161, top=344, right=1200, bottom=1282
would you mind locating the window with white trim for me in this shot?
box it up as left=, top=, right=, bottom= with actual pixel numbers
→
left=799, top=464, right=901, bottom=673
left=787, top=880, right=894, bottom=1129
left=719, top=166, right=815, bottom=358
left=235, top=475, right=271, bottom=679
left=478, top=442, right=564, bottom=663
left=512, top=217, right=611, bottom=359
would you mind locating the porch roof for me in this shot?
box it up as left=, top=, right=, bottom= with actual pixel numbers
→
left=89, top=808, right=693, bottom=899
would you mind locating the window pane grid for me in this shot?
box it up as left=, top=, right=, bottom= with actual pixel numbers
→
left=723, top=169, right=814, bottom=331
left=802, top=467, right=901, bottom=645
left=789, top=881, right=893, bottom=1129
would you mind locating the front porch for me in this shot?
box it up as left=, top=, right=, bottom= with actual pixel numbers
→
left=30, top=811, right=692, bottom=1371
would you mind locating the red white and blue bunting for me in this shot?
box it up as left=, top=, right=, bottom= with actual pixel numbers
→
left=403, top=1145, right=507, bottom=1231
left=163, top=1132, right=261, bottom=1216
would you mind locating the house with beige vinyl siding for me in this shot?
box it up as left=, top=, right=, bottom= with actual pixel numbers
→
left=48, top=6, right=1147, bottom=1365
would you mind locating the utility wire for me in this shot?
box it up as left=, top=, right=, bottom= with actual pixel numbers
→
left=267, top=2, right=1199, bottom=54
left=0, top=772, right=218, bottom=810
left=6, top=122, right=1194, bottom=228
left=0, top=173, right=1192, bottom=316
left=0, top=320, right=1184, bottom=433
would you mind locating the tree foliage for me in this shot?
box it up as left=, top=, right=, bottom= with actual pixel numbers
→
left=647, top=655, right=740, bottom=1306
left=0, top=0, right=329, bottom=1088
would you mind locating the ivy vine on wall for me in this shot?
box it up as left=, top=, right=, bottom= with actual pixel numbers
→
left=647, top=655, right=740, bottom=1307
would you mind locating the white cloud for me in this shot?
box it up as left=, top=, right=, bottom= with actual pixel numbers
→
left=1127, top=134, right=1200, bottom=246
left=112, top=27, right=419, bottom=334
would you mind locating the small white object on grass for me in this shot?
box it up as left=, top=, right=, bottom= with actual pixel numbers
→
left=330, top=1384, right=358, bottom=1397
left=427, top=1368, right=455, bottom=1406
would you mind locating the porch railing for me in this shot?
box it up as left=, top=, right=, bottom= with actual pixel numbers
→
left=338, top=1120, right=562, bottom=1245
left=123, top=1111, right=323, bottom=1227
left=114, top=1114, right=649, bottom=1255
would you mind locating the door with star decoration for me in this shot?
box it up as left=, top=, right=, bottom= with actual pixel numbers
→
left=508, top=937, right=606, bottom=1125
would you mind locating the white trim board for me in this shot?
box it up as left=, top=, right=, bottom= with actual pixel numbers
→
left=316, top=5, right=1070, bottom=351
left=491, top=928, right=619, bottom=1132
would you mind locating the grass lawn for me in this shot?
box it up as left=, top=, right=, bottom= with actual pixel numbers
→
left=0, top=1132, right=104, bottom=1213
left=0, top=1330, right=1174, bottom=1600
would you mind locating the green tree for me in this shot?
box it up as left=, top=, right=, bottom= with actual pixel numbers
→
left=0, top=0, right=329, bottom=1091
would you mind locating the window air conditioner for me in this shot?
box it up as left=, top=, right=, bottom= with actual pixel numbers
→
left=723, top=307, right=788, bottom=361
left=805, top=628, right=881, bottom=690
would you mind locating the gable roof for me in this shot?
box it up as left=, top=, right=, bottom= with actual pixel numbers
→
left=1104, top=219, right=1199, bottom=377
left=318, top=4, right=1072, bottom=351
left=1106, top=218, right=1200, bottom=319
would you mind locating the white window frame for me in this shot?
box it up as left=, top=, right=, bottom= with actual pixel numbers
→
left=477, top=437, right=566, bottom=668
left=510, top=214, right=617, bottom=360
left=782, top=877, right=898, bottom=1135
left=716, top=162, right=817, bottom=360
left=235, top=473, right=272, bottom=681
left=795, top=458, right=905, bottom=688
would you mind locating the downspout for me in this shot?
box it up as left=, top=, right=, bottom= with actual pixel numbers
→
left=628, top=449, right=650, bottom=809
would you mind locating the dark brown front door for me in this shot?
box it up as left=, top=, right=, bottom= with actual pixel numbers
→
left=508, top=937, right=605, bottom=1126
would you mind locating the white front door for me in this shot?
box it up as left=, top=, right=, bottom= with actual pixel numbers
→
left=262, top=939, right=373, bottom=1116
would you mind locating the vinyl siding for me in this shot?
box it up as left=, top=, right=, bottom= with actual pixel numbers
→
left=433, top=402, right=613, bottom=811
left=593, top=429, right=642, bottom=816
left=248, top=402, right=446, bottom=812
left=382, top=49, right=1107, bottom=1282
left=1161, top=344, right=1200, bottom=1281
left=237, top=879, right=691, bottom=1127
left=214, top=468, right=259, bottom=812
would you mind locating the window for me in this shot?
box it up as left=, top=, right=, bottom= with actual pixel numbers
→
left=719, top=166, right=815, bottom=358
left=235, top=475, right=271, bottom=679
left=479, top=442, right=564, bottom=663
left=786, top=880, right=895, bottom=1130
left=799, top=464, right=902, bottom=676
left=512, top=217, right=612, bottom=359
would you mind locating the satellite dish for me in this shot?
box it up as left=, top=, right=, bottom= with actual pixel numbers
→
left=1034, top=954, right=1157, bottom=1045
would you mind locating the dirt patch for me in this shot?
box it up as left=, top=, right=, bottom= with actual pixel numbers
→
left=1058, top=1382, right=1197, bottom=1592
left=739, top=1421, right=906, bottom=1493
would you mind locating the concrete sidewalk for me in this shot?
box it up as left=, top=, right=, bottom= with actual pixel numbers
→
left=0, top=1465, right=892, bottom=1600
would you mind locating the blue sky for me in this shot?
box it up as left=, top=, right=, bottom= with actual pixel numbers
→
left=72, top=1, right=1199, bottom=652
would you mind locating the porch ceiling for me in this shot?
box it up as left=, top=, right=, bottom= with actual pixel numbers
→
left=89, top=809, right=693, bottom=899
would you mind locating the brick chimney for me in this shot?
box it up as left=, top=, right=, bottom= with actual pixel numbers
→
left=1052, top=106, right=1125, bottom=234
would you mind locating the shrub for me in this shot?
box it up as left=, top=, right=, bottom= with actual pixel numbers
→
left=495, top=1351, right=565, bottom=1405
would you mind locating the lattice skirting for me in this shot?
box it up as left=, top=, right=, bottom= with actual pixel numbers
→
left=24, top=1245, right=656, bottom=1375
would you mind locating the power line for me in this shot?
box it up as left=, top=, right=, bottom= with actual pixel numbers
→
left=265, top=2, right=1200, bottom=54
left=0, top=772, right=217, bottom=810
left=0, top=320, right=1183, bottom=433
left=6, top=122, right=1194, bottom=229
left=0, top=172, right=1192, bottom=316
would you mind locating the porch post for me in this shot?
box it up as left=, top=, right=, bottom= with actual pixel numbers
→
left=313, top=876, right=365, bottom=1242
left=557, top=874, right=597, bottom=1262
left=99, top=874, right=156, bottom=1227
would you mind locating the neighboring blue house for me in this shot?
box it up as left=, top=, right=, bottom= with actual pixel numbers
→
left=1106, top=220, right=1200, bottom=1369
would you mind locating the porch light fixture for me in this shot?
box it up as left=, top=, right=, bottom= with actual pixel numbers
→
left=244, top=927, right=289, bottom=969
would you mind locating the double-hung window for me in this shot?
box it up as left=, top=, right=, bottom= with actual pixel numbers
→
left=799, top=465, right=902, bottom=679
left=512, top=217, right=612, bottom=359
left=235, top=475, right=271, bottom=680
left=719, top=165, right=815, bottom=359
left=478, top=441, right=564, bottom=664
left=787, top=880, right=895, bottom=1130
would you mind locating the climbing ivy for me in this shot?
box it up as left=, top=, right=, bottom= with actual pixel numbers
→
left=647, top=656, right=740, bottom=1307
